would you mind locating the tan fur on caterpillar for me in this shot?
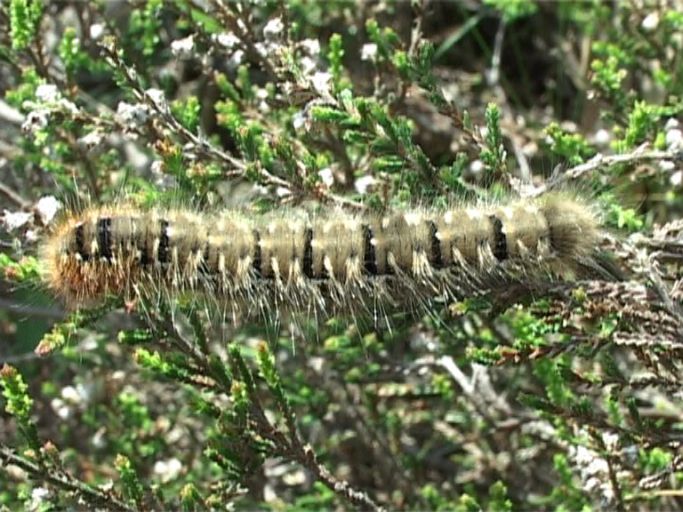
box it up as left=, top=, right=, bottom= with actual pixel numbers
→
left=39, top=193, right=602, bottom=320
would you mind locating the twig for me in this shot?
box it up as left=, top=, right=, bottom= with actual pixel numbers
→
left=592, top=432, right=626, bottom=512
left=296, top=443, right=387, bottom=512
left=627, top=489, right=683, bottom=501
left=0, top=181, right=30, bottom=209
left=487, top=17, right=505, bottom=87
left=544, top=146, right=683, bottom=191
left=0, top=445, right=134, bottom=512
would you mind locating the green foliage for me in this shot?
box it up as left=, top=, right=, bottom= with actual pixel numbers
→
left=547, top=453, right=590, bottom=511
left=4, top=67, right=44, bottom=109
left=488, top=481, right=513, bottom=512
left=617, top=100, right=682, bottom=151
left=180, top=483, right=206, bottom=511
left=58, top=27, right=90, bottom=76
left=327, top=33, right=345, bottom=93
left=8, top=0, right=43, bottom=50
left=171, top=95, right=201, bottom=133
left=544, top=122, right=595, bottom=165
left=639, top=447, right=672, bottom=473
left=0, top=254, right=40, bottom=282
left=480, top=103, right=506, bottom=176
left=128, top=0, right=163, bottom=58
left=0, top=365, right=40, bottom=452
left=590, top=48, right=629, bottom=111
left=483, top=0, right=537, bottom=23
left=34, top=307, right=110, bottom=356
left=115, top=454, right=146, bottom=506
left=534, top=358, right=574, bottom=408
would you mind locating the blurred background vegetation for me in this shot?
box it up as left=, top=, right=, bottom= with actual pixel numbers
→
left=1, top=0, right=683, bottom=510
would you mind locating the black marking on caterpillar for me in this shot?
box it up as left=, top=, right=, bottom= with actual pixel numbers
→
left=303, top=228, right=314, bottom=278
left=97, top=218, right=112, bottom=260
left=39, top=193, right=602, bottom=319
left=252, top=229, right=262, bottom=278
left=363, top=224, right=378, bottom=275
left=158, top=220, right=170, bottom=264
left=74, top=223, right=87, bottom=261
left=428, top=220, right=443, bottom=268
left=489, top=215, right=508, bottom=261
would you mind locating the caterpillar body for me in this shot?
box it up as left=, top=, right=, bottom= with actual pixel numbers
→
left=40, top=193, right=601, bottom=320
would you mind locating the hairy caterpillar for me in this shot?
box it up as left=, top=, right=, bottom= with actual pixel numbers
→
left=40, top=193, right=601, bottom=320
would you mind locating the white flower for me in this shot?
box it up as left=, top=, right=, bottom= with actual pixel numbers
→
left=214, top=32, right=240, bottom=50
left=263, top=17, right=284, bottom=40
left=35, top=84, right=60, bottom=103
left=51, top=398, right=70, bottom=420
left=300, top=56, right=317, bottom=75
left=61, top=385, right=82, bottom=404
left=79, top=130, right=104, bottom=149
left=671, top=170, right=682, bottom=186
left=593, top=128, right=611, bottom=146
left=666, top=128, right=682, bottom=151
left=151, top=160, right=164, bottom=176
left=171, top=35, right=195, bottom=58
left=57, top=98, right=79, bottom=115
left=641, top=12, right=659, bottom=32
left=89, top=23, right=105, bottom=40
left=310, top=71, right=332, bottom=96
left=354, top=175, right=376, bottom=194
left=144, top=88, right=167, bottom=110
left=585, top=456, right=609, bottom=476
left=25, top=229, right=38, bottom=242
left=361, top=43, right=378, bottom=62
left=299, top=38, right=320, bottom=56
left=292, top=110, right=308, bottom=131
left=61, top=383, right=93, bottom=405
left=258, top=100, right=270, bottom=114
left=21, top=110, right=49, bottom=133
left=660, top=160, right=675, bottom=172
left=117, top=101, right=149, bottom=125
left=469, top=159, right=485, bottom=175
left=254, top=42, right=269, bottom=58
left=91, top=428, right=106, bottom=449
left=318, top=167, right=334, bottom=187
left=35, top=196, right=61, bottom=225
left=573, top=445, right=594, bottom=466
left=665, top=118, right=680, bottom=131
left=28, top=487, right=51, bottom=511
left=602, top=431, right=620, bottom=450
left=153, top=458, right=183, bottom=483
left=276, top=186, right=292, bottom=197
left=228, top=49, right=245, bottom=69
left=2, top=210, right=32, bottom=231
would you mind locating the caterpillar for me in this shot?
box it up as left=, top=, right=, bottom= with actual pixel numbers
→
left=39, top=193, right=601, bottom=321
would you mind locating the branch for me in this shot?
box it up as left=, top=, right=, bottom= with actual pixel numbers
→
left=0, top=445, right=135, bottom=512
left=296, top=442, right=387, bottom=512
left=545, top=146, right=683, bottom=190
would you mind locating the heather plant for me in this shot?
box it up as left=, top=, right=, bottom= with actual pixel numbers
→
left=1, top=1, right=683, bottom=511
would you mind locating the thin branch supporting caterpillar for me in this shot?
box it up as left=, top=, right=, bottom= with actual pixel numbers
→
left=39, top=193, right=601, bottom=320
